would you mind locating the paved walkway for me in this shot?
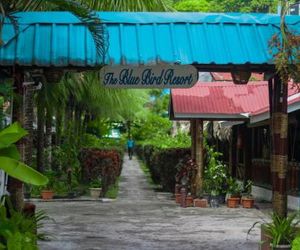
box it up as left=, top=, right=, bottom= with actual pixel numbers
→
left=38, top=156, right=266, bottom=250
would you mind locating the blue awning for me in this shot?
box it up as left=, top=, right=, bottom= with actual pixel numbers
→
left=1, top=12, right=300, bottom=69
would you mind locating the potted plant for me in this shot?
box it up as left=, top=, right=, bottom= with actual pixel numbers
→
left=204, top=146, right=228, bottom=207
left=248, top=212, right=300, bottom=250
left=241, top=180, right=255, bottom=208
left=41, top=171, right=56, bottom=200
left=89, top=179, right=102, bottom=199
left=226, top=177, right=242, bottom=208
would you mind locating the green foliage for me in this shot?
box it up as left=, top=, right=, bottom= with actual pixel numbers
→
left=0, top=123, right=48, bottom=186
left=292, top=235, right=300, bottom=250
left=42, top=171, right=56, bottom=190
left=77, top=0, right=173, bottom=11
left=132, top=113, right=172, bottom=141
left=89, top=179, right=102, bottom=188
left=52, top=143, right=80, bottom=173
left=244, top=180, right=253, bottom=196
left=87, top=119, right=111, bottom=137
left=147, top=90, right=170, bottom=117
left=141, top=133, right=191, bottom=149
left=0, top=199, right=49, bottom=249
left=105, top=177, right=120, bottom=199
left=174, top=0, right=209, bottom=12
left=266, top=213, right=300, bottom=246
left=173, top=0, right=279, bottom=13
left=203, top=145, right=228, bottom=196
left=82, top=133, right=125, bottom=150
left=226, top=177, right=242, bottom=196
left=136, top=144, right=190, bottom=192
left=139, top=161, right=159, bottom=188
left=249, top=212, right=300, bottom=246
left=269, top=1, right=300, bottom=84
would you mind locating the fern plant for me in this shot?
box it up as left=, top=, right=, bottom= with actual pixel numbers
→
left=0, top=197, right=51, bottom=249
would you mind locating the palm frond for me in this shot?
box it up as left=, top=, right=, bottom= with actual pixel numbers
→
left=80, top=0, right=174, bottom=11
left=49, top=0, right=107, bottom=61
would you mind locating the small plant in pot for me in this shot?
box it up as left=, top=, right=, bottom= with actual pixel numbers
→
left=226, top=177, right=242, bottom=208
left=89, top=179, right=102, bottom=199
left=241, top=180, right=255, bottom=208
left=41, top=171, right=56, bottom=200
left=248, top=212, right=300, bottom=250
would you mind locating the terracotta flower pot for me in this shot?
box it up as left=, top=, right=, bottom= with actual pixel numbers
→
left=175, top=193, right=181, bottom=204
left=186, top=195, right=193, bottom=207
left=194, top=198, right=208, bottom=208
left=41, top=190, right=54, bottom=200
left=242, top=197, right=254, bottom=208
left=227, top=197, right=240, bottom=208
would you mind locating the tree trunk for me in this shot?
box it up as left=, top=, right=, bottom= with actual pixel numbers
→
left=271, top=75, right=288, bottom=217
left=23, top=85, right=35, bottom=167
left=55, top=108, right=63, bottom=146
left=23, top=84, right=36, bottom=196
left=8, top=70, right=24, bottom=211
left=65, top=97, right=74, bottom=145
left=36, top=105, right=45, bottom=173
left=45, top=108, right=52, bottom=170
left=74, top=106, right=82, bottom=148
left=77, top=109, right=85, bottom=148
left=194, top=119, right=204, bottom=196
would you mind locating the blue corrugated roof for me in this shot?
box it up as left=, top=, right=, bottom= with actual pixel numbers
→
left=1, top=12, right=300, bottom=69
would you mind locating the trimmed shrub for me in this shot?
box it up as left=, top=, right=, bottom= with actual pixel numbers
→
left=153, top=148, right=191, bottom=192
left=137, top=144, right=190, bottom=192
left=79, top=148, right=123, bottom=196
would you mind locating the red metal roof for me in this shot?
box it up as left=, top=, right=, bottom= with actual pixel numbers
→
left=171, top=81, right=300, bottom=121
left=211, top=72, right=264, bottom=81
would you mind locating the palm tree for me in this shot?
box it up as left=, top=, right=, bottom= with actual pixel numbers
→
left=0, top=0, right=106, bottom=210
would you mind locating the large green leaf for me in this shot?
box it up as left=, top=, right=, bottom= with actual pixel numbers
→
left=0, top=123, right=28, bottom=149
left=0, top=157, right=48, bottom=186
left=0, top=145, right=20, bottom=160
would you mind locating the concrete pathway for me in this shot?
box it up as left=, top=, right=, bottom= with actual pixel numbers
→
left=38, top=156, right=265, bottom=250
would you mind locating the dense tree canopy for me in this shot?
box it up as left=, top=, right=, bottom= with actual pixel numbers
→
left=173, top=0, right=284, bottom=13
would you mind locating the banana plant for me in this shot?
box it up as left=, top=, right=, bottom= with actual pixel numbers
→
left=0, top=122, right=48, bottom=186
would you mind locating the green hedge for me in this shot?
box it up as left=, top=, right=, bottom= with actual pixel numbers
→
left=136, top=144, right=190, bottom=192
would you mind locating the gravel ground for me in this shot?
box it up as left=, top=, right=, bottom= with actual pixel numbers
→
left=37, top=156, right=268, bottom=250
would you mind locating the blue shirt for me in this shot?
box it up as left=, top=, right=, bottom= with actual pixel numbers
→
left=127, top=139, right=134, bottom=148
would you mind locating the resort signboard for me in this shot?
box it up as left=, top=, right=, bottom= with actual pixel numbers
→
left=100, top=65, right=198, bottom=88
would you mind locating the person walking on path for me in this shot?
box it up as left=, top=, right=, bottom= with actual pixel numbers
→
left=127, top=137, right=134, bottom=160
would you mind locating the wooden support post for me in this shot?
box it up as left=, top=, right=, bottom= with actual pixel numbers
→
left=244, top=126, right=252, bottom=183
left=271, top=75, right=288, bottom=217
left=194, top=119, right=204, bottom=196
left=230, top=127, right=237, bottom=177
left=190, top=120, right=196, bottom=160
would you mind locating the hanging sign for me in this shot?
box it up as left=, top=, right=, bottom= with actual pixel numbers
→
left=100, top=65, right=198, bottom=88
